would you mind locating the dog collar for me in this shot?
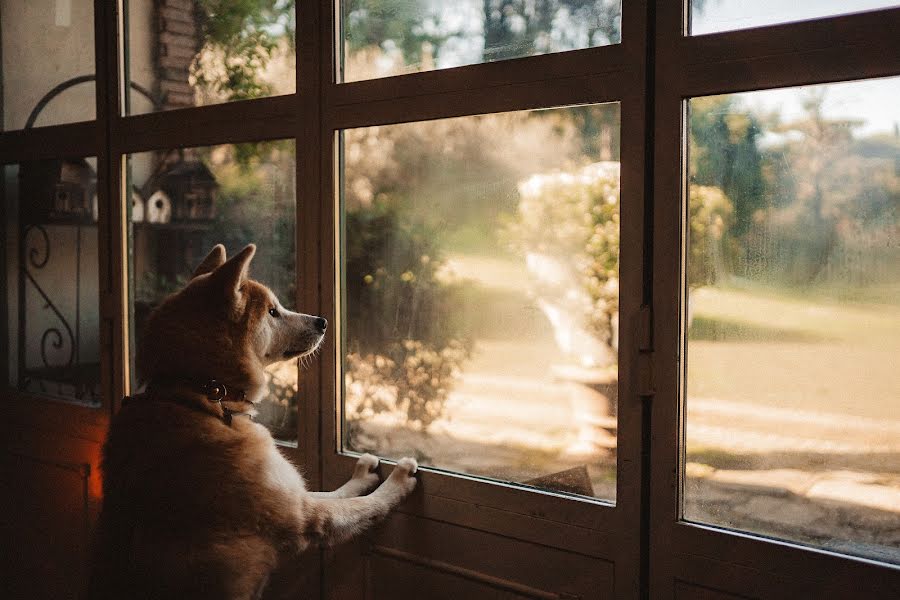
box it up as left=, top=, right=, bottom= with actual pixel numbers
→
left=128, top=378, right=255, bottom=426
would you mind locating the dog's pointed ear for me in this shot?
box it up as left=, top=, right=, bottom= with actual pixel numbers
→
left=210, top=244, right=256, bottom=306
left=192, top=244, right=226, bottom=279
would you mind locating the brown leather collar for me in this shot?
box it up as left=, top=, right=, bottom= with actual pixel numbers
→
left=125, top=378, right=254, bottom=426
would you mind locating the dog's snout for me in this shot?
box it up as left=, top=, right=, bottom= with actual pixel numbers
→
left=314, top=317, right=327, bottom=333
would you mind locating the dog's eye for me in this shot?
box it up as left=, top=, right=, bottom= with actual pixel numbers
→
left=268, top=308, right=279, bottom=318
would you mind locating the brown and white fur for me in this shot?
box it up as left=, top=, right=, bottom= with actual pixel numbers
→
left=88, top=244, right=418, bottom=599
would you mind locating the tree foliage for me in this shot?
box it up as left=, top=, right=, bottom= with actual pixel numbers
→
left=193, top=0, right=295, bottom=101
left=690, top=95, right=765, bottom=237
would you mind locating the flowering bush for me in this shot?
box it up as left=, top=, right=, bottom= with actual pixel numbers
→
left=506, top=164, right=733, bottom=354
left=505, top=162, right=621, bottom=347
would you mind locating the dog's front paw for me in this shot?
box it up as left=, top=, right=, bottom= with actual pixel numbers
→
left=351, top=453, right=381, bottom=493
left=385, top=457, right=418, bottom=499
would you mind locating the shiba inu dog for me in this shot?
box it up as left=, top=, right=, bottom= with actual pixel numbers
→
left=88, top=244, right=418, bottom=599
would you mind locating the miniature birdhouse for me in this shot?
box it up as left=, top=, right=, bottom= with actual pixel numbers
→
left=140, top=155, right=218, bottom=223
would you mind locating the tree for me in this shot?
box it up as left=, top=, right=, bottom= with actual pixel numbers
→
left=689, top=95, right=765, bottom=238
left=193, top=0, right=296, bottom=101
left=760, top=91, right=895, bottom=285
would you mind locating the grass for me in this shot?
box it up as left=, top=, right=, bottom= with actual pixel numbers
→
left=687, top=284, right=900, bottom=419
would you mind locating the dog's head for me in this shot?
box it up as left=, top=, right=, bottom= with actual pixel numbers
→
left=136, top=244, right=325, bottom=398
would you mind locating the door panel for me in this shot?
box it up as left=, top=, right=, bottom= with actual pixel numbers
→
left=651, top=3, right=900, bottom=597
left=1, top=422, right=102, bottom=600
left=328, top=512, right=615, bottom=599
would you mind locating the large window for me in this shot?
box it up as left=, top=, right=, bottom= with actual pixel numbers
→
left=2, top=1, right=898, bottom=598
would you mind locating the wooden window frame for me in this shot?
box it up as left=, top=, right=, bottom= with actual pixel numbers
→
left=1, top=1, right=898, bottom=598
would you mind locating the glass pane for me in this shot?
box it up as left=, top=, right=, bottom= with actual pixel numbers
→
left=0, top=0, right=96, bottom=130
left=691, top=0, right=899, bottom=35
left=3, top=158, right=101, bottom=405
left=127, top=141, right=298, bottom=441
left=124, top=1, right=295, bottom=115
left=341, top=104, right=621, bottom=500
left=341, top=0, right=622, bottom=82
left=684, top=77, right=900, bottom=564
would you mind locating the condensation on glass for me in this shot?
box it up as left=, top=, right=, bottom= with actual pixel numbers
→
left=690, top=0, right=899, bottom=35
left=683, top=77, right=900, bottom=564
left=3, top=158, right=102, bottom=405
left=340, top=104, right=621, bottom=500
left=126, top=141, right=298, bottom=441
left=0, top=0, right=96, bottom=130
left=341, top=0, right=622, bottom=82
left=124, top=1, right=296, bottom=115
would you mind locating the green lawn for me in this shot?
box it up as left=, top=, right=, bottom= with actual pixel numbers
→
left=687, top=284, right=900, bottom=420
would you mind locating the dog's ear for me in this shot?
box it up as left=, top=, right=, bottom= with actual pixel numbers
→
left=192, top=244, right=226, bottom=279
left=209, top=244, right=256, bottom=310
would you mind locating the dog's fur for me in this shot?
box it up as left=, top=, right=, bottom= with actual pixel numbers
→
left=88, top=244, right=417, bottom=599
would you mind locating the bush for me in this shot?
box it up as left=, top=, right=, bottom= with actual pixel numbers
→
left=344, top=205, right=471, bottom=430
left=505, top=165, right=733, bottom=355
left=504, top=162, right=621, bottom=347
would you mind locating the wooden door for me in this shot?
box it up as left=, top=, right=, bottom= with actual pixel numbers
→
left=307, top=2, right=651, bottom=598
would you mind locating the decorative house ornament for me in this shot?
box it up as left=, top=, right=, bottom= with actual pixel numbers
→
left=19, top=158, right=98, bottom=223
left=140, top=152, right=219, bottom=222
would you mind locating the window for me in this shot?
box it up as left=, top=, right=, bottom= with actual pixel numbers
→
left=4, top=158, right=102, bottom=405
left=126, top=141, right=299, bottom=441
left=684, top=77, right=900, bottom=564
left=340, top=104, right=621, bottom=500
left=0, top=0, right=96, bottom=130
left=340, top=0, right=623, bottom=81
left=124, top=0, right=296, bottom=114
left=2, top=1, right=898, bottom=598
left=690, top=0, right=900, bottom=35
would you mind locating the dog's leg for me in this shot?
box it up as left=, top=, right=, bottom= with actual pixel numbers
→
left=303, top=458, right=418, bottom=546
left=308, top=453, right=381, bottom=499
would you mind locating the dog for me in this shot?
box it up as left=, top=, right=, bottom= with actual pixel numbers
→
left=87, top=244, right=418, bottom=599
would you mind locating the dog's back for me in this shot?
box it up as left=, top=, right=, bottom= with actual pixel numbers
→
left=88, top=398, right=287, bottom=599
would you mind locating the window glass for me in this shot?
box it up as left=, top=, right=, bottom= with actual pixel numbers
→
left=126, top=141, right=298, bottom=442
left=3, top=158, right=102, bottom=405
left=684, top=77, right=900, bottom=564
left=124, top=0, right=295, bottom=115
left=341, top=0, right=622, bottom=82
left=0, top=0, right=96, bottom=130
left=690, top=0, right=899, bottom=35
left=341, top=104, right=621, bottom=500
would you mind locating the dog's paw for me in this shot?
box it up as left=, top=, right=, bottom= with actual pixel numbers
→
left=395, top=457, right=418, bottom=475
left=386, top=457, right=418, bottom=498
left=354, top=453, right=380, bottom=474
left=351, top=453, right=381, bottom=493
